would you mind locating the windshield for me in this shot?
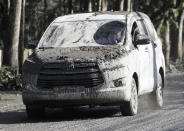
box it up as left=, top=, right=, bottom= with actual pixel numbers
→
left=38, top=20, right=126, bottom=48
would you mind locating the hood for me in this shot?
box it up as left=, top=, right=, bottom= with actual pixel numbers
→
left=23, top=46, right=129, bottom=85
left=31, top=46, right=128, bottom=63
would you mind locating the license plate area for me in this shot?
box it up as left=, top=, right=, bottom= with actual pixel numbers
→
left=53, top=86, right=85, bottom=94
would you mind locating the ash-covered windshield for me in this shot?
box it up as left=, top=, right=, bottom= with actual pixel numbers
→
left=38, top=20, right=126, bottom=48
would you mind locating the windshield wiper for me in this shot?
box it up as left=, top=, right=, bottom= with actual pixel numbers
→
left=39, top=47, right=54, bottom=49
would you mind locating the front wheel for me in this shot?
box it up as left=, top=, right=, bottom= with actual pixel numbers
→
left=154, top=73, right=164, bottom=108
left=120, top=78, right=138, bottom=116
left=26, top=106, right=45, bottom=119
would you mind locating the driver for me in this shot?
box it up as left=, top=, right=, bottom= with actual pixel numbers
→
left=107, top=31, right=122, bottom=44
left=96, top=30, right=123, bottom=45
left=116, top=31, right=122, bottom=43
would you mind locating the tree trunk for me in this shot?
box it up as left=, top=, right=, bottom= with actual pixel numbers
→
left=59, top=0, right=62, bottom=15
left=173, top=0, right=177, bottom=7
left=133, top=0, right=139, bottom=11
left=183, top=33, right=184, bottom=58
left=177, top=10, right=184, bottom=63
left=83, top=0, right=88, bottom=12
left=127, top=0, right=131, bottom=11
left=68, top=0, right=73, bottom=14
left=19, top=0, right=25, bottom=73
left=7, top=0, right=10, bottom=15
left=2, top=0, right=10, bottom=66
left=79, top=0, right=83, bottom=12
left=44, top=0, right=47, bottom=21
left=102, top=0, right=108, bottom=11
left=98, top=0, right=102, bottom=11
left=63, top=0, right=66, bottom=14
left=9, top=0, right=22, bottom=71
left=88, top=0, right=92, bottom=12
left=156, top=19, right=164, bottom=36
left=119, top=0, right=124, bottom=11
left=165, top=21, right=170, bottom=67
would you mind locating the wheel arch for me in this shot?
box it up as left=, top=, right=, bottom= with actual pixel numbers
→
left=133, top=72, right=139, bottom=94
left=159, top=67, right=165, bottom=88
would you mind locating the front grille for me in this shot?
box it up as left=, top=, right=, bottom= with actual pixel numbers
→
left=37, top=61, right=104, bottom=89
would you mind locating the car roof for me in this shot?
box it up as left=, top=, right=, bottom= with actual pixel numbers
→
left=53, top=11, right=131, bottom=22
left=53, top=11, right=149, bottom=23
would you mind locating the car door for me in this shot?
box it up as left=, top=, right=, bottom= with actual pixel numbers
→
left=135, top=19, right=155, bottom=93
left=143, top=16, right=159, bottom=89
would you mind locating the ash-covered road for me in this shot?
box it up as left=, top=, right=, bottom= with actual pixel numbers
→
left=0, top=72, right=184, bottom=131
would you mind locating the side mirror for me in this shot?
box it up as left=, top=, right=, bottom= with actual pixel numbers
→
left=134, top=34, right=150, bottom=45
left=25, top=40, right=39, bottom=49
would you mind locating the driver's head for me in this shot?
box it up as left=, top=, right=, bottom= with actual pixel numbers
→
left=116, top=31, right=122, bottom=42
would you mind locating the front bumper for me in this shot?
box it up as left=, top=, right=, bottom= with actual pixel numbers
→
left=22, top=85, right=131, bottom=107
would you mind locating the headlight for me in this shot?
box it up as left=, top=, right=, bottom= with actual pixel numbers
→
left=22, top=73, right=38, bottom=90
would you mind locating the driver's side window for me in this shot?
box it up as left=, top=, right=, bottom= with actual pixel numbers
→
left=94, top=21, right=126, bottom=45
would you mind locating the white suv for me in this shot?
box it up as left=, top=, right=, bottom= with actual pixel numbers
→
left=22, top=11, right=165, bottom=118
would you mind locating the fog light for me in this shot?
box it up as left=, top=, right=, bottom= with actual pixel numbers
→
left=113, top=78, right=126, bottom=87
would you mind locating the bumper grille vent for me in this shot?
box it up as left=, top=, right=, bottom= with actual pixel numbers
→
left=37, top=61, right=104, bottom=88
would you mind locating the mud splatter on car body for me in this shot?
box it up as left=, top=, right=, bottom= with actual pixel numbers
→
left=22, top=11, right=165, bottom=116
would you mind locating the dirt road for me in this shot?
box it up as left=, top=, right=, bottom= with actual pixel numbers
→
left=0, top=72, right=184, bottom=131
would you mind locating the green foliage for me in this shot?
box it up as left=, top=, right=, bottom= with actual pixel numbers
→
left=169, top=19, right=179, bottom=29
left=160, top=25, right=167, bottom=32
left=169, top=8, right=179, bottom=18
left=0, top=67, right=22, bottom=91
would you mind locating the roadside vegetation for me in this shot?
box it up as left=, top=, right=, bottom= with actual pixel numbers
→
left=0, top=67, right=22, bottom=91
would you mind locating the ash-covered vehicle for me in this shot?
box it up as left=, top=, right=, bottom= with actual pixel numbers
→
left=22, top=11, right=165, bottom=118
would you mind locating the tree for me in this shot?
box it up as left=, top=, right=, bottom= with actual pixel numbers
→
left=44, top=0, right=47, bottom=21
left=19, top=0, right=25, bottom=73
left=102, top=0, right=108, bottom=11
left=1, top=0, right=22, bottom=71
left=98, top=0, right=102, bottom=11
left=1, top=0, right=10, bottom=66
left=183, top=31, right=184, bottom=57
left=9, top=0, right=22, bottom=71
left=127, top=0, right=131, bottom=11
left=88, top=0, right=92, bottom=12
left=165, top=21, right=170, bottom=67
left=119, top=0, right=124, bottom=11
left=177, top=4, right=184, bottom=62
left=68, top=0, right=73, bottom=14
left=59, top=0, right=62, bottom=15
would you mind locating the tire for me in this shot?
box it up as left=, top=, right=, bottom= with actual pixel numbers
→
left=120, top=78, right=138, bottom=116
left=26, top=106, right=45, bottom=119
left=154, top=73, right=164, bottom=108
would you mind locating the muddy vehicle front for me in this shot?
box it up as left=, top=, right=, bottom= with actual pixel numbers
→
left=22, top=18, right=136, bottom=118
